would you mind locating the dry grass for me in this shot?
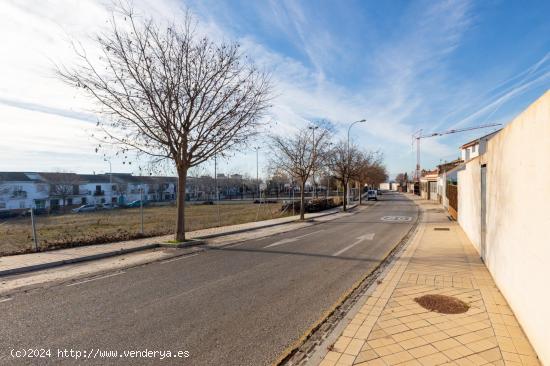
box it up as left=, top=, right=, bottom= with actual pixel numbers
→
left=0, top=203, right=289, bottom=256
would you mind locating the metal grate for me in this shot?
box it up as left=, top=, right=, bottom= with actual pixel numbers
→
left=434, top=227, right=450, bottom=231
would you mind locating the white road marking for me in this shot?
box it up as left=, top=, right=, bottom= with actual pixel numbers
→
left=332, top=233, right=375, bottom=256
left=161, top=253, right=200, bottom=264
left=381, top=216, right=411, bottom=222
left=0, top=297, right=13, bottom=303
left=264, top=230, right=325, bottom=248
left=66, top=272, right=124, bottom=287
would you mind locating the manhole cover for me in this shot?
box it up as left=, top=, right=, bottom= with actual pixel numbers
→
left=414, top=294, right=470, bottom=314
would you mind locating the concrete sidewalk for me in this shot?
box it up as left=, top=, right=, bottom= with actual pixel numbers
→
left=317, top=198, right=540, bottom=366
left=0, top=207, right=346, bottom=277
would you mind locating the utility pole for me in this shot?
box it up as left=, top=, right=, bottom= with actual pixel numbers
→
left=140, top=184, right=144, bottom=235
left=308, top=125, right=319, bottom=199
left=30, top=205, right=39, bottom=251
left=214, top=151, right=220, bottom=226
left=347, top=119, right=367, bottom=206
left=253, top=146, right=260, bottom=201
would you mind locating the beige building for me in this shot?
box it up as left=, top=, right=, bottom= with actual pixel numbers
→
left=456, top=90, right=550, bottom=364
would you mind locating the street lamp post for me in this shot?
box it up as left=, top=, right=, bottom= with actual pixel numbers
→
left=347, top=119, right=366, bottom=207
left=308, top=125, right=319, bottom=198
left=253, top=146, right=260, bottom=201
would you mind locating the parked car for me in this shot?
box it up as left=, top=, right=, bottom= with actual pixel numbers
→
left=72, top=204, right=98, bottom=213
left=125, top=200, right=148, bottom=208
left=367, top=190, right=378, bottom=201
left=101, top=203, right=119, bottom=209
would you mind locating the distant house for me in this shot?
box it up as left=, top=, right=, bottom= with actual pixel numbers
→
left=0, top=172, right=48, bottom=215
left=0, top=172, right=178, bottom=215
left=419, top=170, right=438, bottom=201
left=460, top=130, right=501, bottom=162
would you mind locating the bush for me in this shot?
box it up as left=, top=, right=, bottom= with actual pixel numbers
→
left=281, top=197, right=341, bottom=213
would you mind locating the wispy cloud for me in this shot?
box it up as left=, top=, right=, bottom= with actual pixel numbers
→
left=0, top=0, right=548, bottom=178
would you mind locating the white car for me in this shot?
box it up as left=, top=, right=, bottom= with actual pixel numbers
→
left=101, top=203, right=119, bottom=209
left=72, top=204, right=98, bottom=213
left=367, top=190, right=378, bottom=201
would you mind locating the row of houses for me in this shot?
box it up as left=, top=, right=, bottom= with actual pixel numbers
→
left=0, top=171, right=325, bottom=215
left=0, top=172, right=177, bottom=215
left=406, top=90, right=550, bottom=364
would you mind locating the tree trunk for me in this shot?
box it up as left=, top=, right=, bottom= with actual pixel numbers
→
left=175, top=168, right=188, bottom=242
left=343, top=183, right=347, bottom=212
left=359, top=181, right=363, bottom=205
left=299, top=181, right=306, bottom=220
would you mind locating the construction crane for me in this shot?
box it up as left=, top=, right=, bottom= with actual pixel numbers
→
left=412, top=123, right=501, bottom=181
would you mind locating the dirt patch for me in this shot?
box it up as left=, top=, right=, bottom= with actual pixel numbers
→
left=414, top=294, right=470, bottom=314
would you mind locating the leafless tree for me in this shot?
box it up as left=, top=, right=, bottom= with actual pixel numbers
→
left=355, top=151, right=384, bottom=204
left=41, top=172, right=82, bottom=212
left=326, top=140, right=364, bottom=211
left=268, top=127, right=330, bottom=220
left=57, top=5, right=271, bottom=241
left=364, top=164, right=388, bottom=188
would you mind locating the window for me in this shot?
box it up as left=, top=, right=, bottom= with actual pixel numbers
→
left=67, top=198, right=73, bottom=206
left=81, top=197, right=87, bottom=204
left=471, top=145, right=477, bottom=153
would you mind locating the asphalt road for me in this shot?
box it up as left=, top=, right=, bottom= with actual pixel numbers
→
left=0, top=192, right=418, bottom=365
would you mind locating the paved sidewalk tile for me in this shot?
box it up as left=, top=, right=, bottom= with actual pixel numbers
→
left=319, top=198, right=540, bottom=366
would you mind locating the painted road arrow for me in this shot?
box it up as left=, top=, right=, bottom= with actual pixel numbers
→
left=332, top=233, right=375, bottom=256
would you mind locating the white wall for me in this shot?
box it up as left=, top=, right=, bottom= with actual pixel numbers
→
left=457, top=90, right=550, bottom=364
left=457, top=158, right=481, bottom=253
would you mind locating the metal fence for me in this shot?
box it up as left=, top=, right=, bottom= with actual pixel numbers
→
left=0, top=191, right=349, bottom=256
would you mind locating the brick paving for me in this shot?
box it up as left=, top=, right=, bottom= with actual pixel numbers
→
left=319, top=199, right=540, bottom=366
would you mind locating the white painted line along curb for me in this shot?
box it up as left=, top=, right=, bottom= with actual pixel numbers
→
left=264, top=230, right=325, bottom=248
left=161, top=253, right=200, bottom=264
left=66, top=272, right=125, bottom=287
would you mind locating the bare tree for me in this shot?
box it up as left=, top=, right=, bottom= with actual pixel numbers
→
left=57, top=6, right=271, bottom=241
left=355, top=151, right=384, bottom=204
left=269, top=127, right=330, bottom=220
left=365, top=164, right=388, bottom=188
left=326, top=140, right=364, bottom=211
left=41, top=172, right=82, bottom=212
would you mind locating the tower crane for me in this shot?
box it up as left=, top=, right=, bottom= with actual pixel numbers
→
left=412, top=123, right=501, bottom=181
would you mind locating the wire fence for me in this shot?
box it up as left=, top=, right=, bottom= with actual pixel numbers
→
left=0, top=190, right=352, bottom=256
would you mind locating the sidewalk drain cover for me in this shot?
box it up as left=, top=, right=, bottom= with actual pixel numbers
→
left=414, top=294, right=470, bottom=314
left=434, top=227, right=450, bottom=231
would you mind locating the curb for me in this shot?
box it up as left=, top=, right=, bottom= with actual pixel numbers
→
left=0, top=244, right=159, bottom=277
left=0, top=207, right=350, bottom=278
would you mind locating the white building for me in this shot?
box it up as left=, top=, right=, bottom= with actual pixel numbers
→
left=460, top=130, right=500, bottom=161
left=0, top=172, right=178, bottom=215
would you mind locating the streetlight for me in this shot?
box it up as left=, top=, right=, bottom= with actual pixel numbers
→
left=308, top=125, right=319, bottom=198
left=347, top=119, right=366, bottom=206
left=253, top=146, right=261, bottom=201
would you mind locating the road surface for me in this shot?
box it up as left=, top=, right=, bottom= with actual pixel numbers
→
left=0, top=192, right=418, bottom=365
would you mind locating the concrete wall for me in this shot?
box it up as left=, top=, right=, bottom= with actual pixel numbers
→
left=457, top=90, right=550, bottom=364
left=457, top=157, right=481, bottom=253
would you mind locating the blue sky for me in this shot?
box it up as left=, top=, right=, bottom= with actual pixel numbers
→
left=0, top=0, right=548, bottom=179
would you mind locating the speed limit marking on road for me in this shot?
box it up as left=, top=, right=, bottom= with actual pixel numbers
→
left=381, top=216, right=412, bottom=222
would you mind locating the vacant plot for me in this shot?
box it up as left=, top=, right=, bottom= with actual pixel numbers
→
left=0, top=203, right=289, bottom=256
